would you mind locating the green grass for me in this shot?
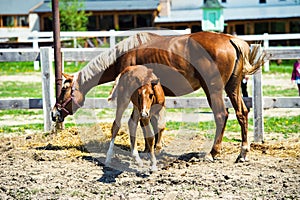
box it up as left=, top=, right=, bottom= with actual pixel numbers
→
left=0, top=81, right=42, bottom=98
left=263, top=85, right=298, bottom=96
left=1, top=115, right=298, bottom=138
left=0, top=109, right=43, bottom=118
left=0, top=61, right=87, bottom=75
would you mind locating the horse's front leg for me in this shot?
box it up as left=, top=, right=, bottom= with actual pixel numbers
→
left=128, top=107, right=143, bottom=167
left=141, top=118, right=157, bottom=172
left=105, top=97, right=130, bottom=167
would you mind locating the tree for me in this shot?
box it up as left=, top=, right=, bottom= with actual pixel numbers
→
left=57, top=0, right=90, bottom=31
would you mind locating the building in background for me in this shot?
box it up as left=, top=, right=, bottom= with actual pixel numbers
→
left=0, top=0, right=41, bottom=34
left=32, top=0, right=160, bottom=31
left=155, top=0, right=300, bottom=36
left=0, top=0, right=299, bottom=36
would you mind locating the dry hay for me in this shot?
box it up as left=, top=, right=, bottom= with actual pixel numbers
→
left=1, top=122, right=172, bottom=158
left=222, top=138, right=300, bottom=158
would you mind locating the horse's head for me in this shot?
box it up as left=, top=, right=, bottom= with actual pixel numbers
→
left=136, top=78, right=161, bottom=119
left=51, top=73, right=84, bottom=122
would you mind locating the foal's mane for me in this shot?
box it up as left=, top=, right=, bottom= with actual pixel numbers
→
left=78, top=32, right=154, bottom=86
left=108, top=65, right=154, bottom=102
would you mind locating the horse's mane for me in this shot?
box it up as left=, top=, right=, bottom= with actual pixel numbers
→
left=78, top=32, right=154, bottom=86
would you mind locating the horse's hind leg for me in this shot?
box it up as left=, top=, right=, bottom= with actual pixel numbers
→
left=226, top=85, right=250, bottom=162
left=203, top=87, right=228, bottom=160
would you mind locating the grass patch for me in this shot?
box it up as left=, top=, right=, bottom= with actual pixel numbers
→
left=0, top=62, right=35, bottom=75
left=0, top=61, right=87, bottom=75
left=263, top=85, right=297, bottom=97
left=166, top=115, right=299, bottom=141
left=0, top=109, right=43, bottom=118
left=0, top=81, right=42, bottom=98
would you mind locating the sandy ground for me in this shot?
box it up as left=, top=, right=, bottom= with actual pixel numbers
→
left=0, top=72, right=299, bottom=199
left=0, top=125, right=299, bottom=199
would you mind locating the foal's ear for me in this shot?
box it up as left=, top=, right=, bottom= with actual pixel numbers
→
left=151, top=78, right=160, bottom=86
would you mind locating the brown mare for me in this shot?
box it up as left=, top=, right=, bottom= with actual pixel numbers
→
left=52, top=31, right=264, bottom=163
left=105, top=65, right=165, bottom=171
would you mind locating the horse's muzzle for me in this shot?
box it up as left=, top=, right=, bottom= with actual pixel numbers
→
left=140, top=110, right=150, bottom=119
left=51, top=109, right=64, bottom=122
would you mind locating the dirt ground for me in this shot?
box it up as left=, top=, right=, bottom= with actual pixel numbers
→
left=0, top=123, right=299, bottom=200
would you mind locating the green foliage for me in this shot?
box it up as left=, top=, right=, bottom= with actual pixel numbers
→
left=51, top=0, right=91, bottom=31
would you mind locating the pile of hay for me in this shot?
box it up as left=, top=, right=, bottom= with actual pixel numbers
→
left=222, top=138, right=300, bottom=158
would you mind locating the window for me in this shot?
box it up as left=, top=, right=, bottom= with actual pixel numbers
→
left=118, top=15, right=134, bottom=30
left=3, top=16, right=14, bottom=27
left=17, top=16, right=29, bottom=27
left=254, top=22, right=268, bottom=34
left=137, top=14, right=152, bottom=28
left=290, top=21, right=300, bottom=33
left=208, top=12, right=217, bottom=27
left=99, top=15, right=113, bottom=30
left=259, top=0, right=266, bottom=3
left=271, top=22, right=285, bottom=33
left=1, top=15, right=29, bottom=27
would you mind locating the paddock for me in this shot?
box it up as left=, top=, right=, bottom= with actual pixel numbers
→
left=0, top=31, right=299, bottom=199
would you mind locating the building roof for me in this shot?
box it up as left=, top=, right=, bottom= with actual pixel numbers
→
left=155, top=4, right=300, bottom=23
left=33, top=0, right=159, bottom=13
left=0, top=0, right=43, bottom=15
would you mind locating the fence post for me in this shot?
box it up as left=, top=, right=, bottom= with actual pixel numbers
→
left=263, top=33, right=270, bottom=72
left=109, top=29, right=116, bottom=48
left=40, top=47, right=55, bottom=132
left=32, top=31, right=40, bottom=71
left=251, top=44, right=264, bottom=142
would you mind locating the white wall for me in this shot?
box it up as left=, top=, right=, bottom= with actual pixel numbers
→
left=221, top=0, right=298, bottom=7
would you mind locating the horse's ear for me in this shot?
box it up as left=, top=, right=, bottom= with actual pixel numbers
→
left=152, top=79, right=165, bottom=105
left=62, top=73, right=74, bottom=81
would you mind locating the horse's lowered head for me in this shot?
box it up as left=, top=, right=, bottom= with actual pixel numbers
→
left=51, top=73, right=85, bottom=122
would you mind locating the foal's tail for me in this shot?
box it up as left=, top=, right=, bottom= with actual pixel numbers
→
left=230, top=38, right=266, bottom=75
left=108, top=74, right=121, bottom=102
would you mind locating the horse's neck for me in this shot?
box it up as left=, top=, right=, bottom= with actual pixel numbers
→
left=77, top=64, right=118, bottom=96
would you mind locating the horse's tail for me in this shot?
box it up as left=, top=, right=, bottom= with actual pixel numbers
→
left=108, top=73, right=121, bottom=102
left=230, top=38, right=266, bottom=75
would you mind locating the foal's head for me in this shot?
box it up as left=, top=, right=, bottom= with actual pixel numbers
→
left=136, top=78, right=161, bottom=119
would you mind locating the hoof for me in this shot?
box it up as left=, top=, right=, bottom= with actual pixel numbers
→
left=135, top=158, right=144, bottom=167
left=205, top=153, right=215, bottom=162
left=235, top=154, right=249, bottom=163
left=150, top=165, right=158, bottom=172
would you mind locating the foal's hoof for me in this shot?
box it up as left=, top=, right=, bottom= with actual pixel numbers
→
left=150, top=165, right=158, bottom=173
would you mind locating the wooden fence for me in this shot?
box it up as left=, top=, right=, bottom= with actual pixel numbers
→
left=1, top=31, right=300, bottom=142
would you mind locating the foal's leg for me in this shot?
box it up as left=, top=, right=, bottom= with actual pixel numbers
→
left=128, top=107, right=143, bottom=166
left=150, top=107, right=166, bottom=154
left=141, top=118, right=157, bottom=172
left=105, top=97, right=130, bottom=166
left=226, top=85, right=250, bottom=162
